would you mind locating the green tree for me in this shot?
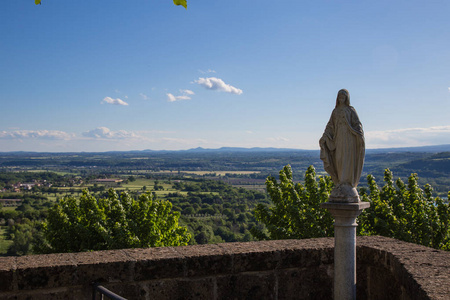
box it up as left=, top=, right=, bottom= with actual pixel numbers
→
left=252, top=165, right=334, bottom=240
left=358, top=169, right=450, bottom=250
left=7, top=221, right=39, bottom=256
left=7, top=228, right=33, bottom=256
left=253, top=165, right=450, bottom=251
left=35, top=188, right=191, bottom=253
left=194, top=224, right=222, bottom=244
left=183, top=206, right=195, bottom=215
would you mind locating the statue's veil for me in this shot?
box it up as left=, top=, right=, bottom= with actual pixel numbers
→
left=335, top=89, right=350, bottom=107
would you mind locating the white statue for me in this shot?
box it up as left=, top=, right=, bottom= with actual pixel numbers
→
left=320, top=89, right=365, bottom=202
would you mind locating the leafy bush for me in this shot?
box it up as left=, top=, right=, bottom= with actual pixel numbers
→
left=35, top=189, right=191, bottom=253
left=252, top=165, right=334, bottom=240
left=359, top=169, right=450, bottom=250
left=253, top=165, right=450, bottom=251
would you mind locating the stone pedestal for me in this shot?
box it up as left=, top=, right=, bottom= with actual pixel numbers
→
left=321, top=201, right=370, bottom=300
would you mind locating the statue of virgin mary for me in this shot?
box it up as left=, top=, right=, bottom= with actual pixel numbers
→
left=319, top=89, right=365, bottom=202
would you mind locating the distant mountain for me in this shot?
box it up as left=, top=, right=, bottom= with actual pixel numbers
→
left=181, top=147, right=317, bottom=153
left=366, top=144, right=450, bottom=154
left=153, top=145, right=450, bottom=154
left=2, top=144, right=450, bottom=155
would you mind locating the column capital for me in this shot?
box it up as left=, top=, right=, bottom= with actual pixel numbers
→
left=321, top=202, right=370, bottom=226
left=321, top=201, right=370, bottom=211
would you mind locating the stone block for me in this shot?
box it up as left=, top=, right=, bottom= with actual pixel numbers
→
left=217, top=242, right=280, bottom=273
left=128, top=246, right=185, bottom=281
left=280, top=247, right=334, bottom=270
left=367, top=266, right=402, bottom=300
left=143, top=277, right=215, bottom=300
left=175, top=244, right=232, bottom=277
left=15, top=253, right=76, bottom=290
left=0, top=288, right=84, bottom=300
left=216, top=272, right=276, bottom=300
left=71, top=249, right=135, bottom=285
left=0, top=256, right=16, bottom=292
left=95, top=282, right=142, bottom=300
left=277, top=266, right=333, bottom=300
left=356, top=263, right=368, bottom=300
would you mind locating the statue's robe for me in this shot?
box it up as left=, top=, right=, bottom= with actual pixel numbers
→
left=320, top=105, right=365, bottom=188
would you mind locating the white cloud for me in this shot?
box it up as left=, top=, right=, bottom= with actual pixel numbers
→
left=366, top=125, right=450, bottom=148
left=167, top=94, right=177, bottom=102
left=246, top=131, right=254, bottom=134
left=82, top=127, right=139, bottom=139
left=139, top=93, right=149, bottom=100
left=448, top=87, right=450, bottom=92
left=167, top=89, right=194, bottom=102
left=195, top=77, right=243, bottom=95
left=180, top=89, right=195, bottom=95
left=101, top=97, right=129, bottom=106
left=0, top=130, right=73, bottom=140
left=167, top=93, right=191, bottom=102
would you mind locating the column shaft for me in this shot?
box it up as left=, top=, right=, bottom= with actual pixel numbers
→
left=334, top=216, right=357, bottom=300
left=321, top=201, right=370, bottom=300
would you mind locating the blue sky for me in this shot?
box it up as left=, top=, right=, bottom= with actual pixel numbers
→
left=1, top=0, right=450, bottom=152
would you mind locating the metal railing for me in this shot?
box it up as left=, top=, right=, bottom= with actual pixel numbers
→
left=92, top=283, right=127, bottom=300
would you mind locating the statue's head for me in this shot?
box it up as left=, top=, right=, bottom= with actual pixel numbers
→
left=335, top=89, right=350, bottom=107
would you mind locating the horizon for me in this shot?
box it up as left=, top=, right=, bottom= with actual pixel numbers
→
left=2, top=1, right=450, bottom=152
left=1, top=143, right=449, bottom=154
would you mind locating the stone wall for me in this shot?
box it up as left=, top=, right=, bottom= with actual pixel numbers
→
left=0, top=236, right=448, bottom=299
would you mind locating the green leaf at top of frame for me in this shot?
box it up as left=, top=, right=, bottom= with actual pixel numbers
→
left=173, top=0, right=187, bottom=9
left=35, top=0, right=41, bottom=4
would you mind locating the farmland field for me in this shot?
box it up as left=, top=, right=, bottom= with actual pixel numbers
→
left=0, top=226, right=13, bottom=255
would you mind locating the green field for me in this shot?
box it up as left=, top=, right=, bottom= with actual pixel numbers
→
left=0, top=226, right=13, bottom=255
left=120, top=179, right=171, bottom=191
left=1, top=207, right=17, bottom=212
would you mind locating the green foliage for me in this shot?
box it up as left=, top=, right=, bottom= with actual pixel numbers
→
left=359, top=169, right=450, bottom=250
left=0, top=171, right=66, bottom=187
left=252, top=165, right=334, bottom=240
left=0, top=194, right=51, bottom=222
left=0, top=226, right=13, bottom=254
left=194, top=224, right=222, bottom=244
left=254, top=165, right=450, bottom=251
left=7, top=223, right=33, bottom=256
left=173, top=0, right=187, bottom=9
left=35, top=189, right=190, bottom=253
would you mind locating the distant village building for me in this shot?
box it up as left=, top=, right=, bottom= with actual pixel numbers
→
left=20, top=183, right=36, bottom=190
left=6, top=181, right=43, bottom=192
